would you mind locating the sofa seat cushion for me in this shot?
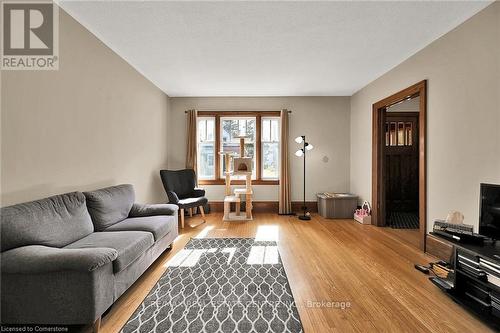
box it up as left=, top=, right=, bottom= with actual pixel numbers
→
left=105, top=216, right=176, bottom=241
left=65, top=231, right=153, bottom=273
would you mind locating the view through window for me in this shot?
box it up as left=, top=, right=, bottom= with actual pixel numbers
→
left=196, top=112, right=280, bottom=183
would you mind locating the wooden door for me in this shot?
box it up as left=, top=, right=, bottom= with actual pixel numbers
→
left=384, top=112, right=419, bottom=214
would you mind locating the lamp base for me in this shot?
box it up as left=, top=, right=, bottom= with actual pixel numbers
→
left=298, top=215, right=311, bottom=221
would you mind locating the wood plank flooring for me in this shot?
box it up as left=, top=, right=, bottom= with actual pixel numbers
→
left=98, top=213, right=493, bottom=333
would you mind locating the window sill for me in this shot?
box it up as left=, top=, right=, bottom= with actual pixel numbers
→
left=198, top=179, right=279, bottom=185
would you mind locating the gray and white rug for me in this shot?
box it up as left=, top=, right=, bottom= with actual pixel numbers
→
left=121, top=238, right=304, bottom=333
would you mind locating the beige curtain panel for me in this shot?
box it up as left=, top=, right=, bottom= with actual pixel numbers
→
left=185, top=109, right=197, bottom=171
left=279, top=109, right=292, bottom=214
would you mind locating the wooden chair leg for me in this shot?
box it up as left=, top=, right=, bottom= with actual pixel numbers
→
left=180, top=208, right=185, bottom=229
left=93, top=316, right=101, bottom=333
left=199, top=205, right=206, bottom=222
left=189, top=207, right=193, bottom=217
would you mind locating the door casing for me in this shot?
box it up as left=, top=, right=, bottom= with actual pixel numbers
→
left=372, top=80, right=427, bottom=251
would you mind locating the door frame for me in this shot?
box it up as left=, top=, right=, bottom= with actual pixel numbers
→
left=372, top=80, right=427, bottom=251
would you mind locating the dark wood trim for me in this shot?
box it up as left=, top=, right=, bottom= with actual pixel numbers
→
left=208, top=201, right=317, bottom=213
left=198, top=111, right=281, bottom=117
left=256, top=114, right=262, bottom=181
left=372, top=80, right=427, bottom=251
left=214, top=115, right=221, bottom=179
left=425, top=234, right=454, bottom=261
left=291, top=201, right=318, bottom=213
left=199, top=179, right=279, bottom=185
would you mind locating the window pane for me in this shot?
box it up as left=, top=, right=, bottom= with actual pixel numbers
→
left=197, top=117, right=215, bottom=179
left=271, top=119, right=279, bottom=142
left=198, top=119, right=206, bottom=142
left=261, top=117, right=280, bottom=180
left=206, top=119, right=214, bottom=141
left=262, top=142, right=279, bottom=179
left=220, top=117, right=256, bottom=179
left=262, top=119, right=270, bottom=142
left=198, top=143, right=215, bottom=179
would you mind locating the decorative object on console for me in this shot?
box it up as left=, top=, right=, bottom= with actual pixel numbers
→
left=446, top=211, right=465, bottom=224
left=295, top=135, right=313, bottom=221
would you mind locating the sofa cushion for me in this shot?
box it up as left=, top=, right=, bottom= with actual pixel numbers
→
left=1, top=245, right=118, bottom=273
left=0, top=192, right=94, bottom=252
left=105, top=215, right=177, bottom=241
left=65, top=231, right=153, bottom=273
left=83, top=184, right=135, bottom=231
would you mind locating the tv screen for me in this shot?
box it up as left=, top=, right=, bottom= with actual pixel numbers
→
left=479, top=183, right=500, bottom=240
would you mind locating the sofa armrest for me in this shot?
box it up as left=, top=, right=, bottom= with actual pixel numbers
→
left=129, top=203, right=179, bottom=218
left=1, top=245, right=117, bottom=274
left=193, top=187, right=206, bottom=198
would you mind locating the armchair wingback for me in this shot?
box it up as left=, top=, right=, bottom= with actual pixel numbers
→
left=160, top=169, right=208, bottom=228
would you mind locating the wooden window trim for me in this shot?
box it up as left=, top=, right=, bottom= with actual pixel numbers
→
left=197, top=111, right=280, bottom=186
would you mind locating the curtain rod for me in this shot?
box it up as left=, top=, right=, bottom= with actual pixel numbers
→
left=184, top=110, right=292, bottom=113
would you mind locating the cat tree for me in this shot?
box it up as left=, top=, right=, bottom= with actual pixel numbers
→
left=222, top=135, right=253, bottom=221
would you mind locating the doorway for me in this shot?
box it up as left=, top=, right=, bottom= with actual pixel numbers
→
left=372, top=81, right=427, bottom=250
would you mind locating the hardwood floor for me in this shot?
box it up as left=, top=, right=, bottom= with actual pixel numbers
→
left=384, top=227, right=421, bottom=250
left=98, top=213, right=493, bottom=333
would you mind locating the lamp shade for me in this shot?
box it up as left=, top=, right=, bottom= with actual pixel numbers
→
left=295, top=149, right=304, bottom=157
left=295, top=136, right=303, bottom=144
left=306, top=143, right=313, bottom=151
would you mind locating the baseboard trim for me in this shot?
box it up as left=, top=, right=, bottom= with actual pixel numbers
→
left=208, top=201, right=318, bottom=214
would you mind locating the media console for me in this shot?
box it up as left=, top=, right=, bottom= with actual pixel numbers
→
left=430, top=232, right=500, bottom=330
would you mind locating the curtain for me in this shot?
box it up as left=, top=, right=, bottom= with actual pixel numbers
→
left=185, top=109, right=198, bottom=172
left=279, top=109, right=292, bottom=215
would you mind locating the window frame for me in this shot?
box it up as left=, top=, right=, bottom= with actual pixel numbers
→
left=197, top=111, right=280, bottom=185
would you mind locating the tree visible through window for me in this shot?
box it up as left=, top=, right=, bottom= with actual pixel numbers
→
left=195, top=112, right=280, bottom=183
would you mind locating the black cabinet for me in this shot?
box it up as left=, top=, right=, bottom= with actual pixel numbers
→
left=430, top=234, right=500, bottom=330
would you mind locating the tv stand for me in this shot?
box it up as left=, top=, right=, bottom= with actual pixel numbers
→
left=430, top=233, right=500, bottom=330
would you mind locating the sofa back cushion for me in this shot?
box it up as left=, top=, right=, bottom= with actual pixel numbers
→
left=83, top=184, right=135, bottom=231
left=0, top=192, right=94, bottom=252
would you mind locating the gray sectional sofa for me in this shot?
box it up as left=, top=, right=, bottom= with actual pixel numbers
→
left=0, top=184, right=178, bottom=329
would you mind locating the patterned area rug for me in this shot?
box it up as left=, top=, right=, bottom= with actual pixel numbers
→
left=389, top=212, right=419, bottom=229
left=121, top=238, right=304, bottom=333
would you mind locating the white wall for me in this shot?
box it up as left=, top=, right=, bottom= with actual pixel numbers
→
left=168, top=97, right=350, bottom=201
left=1, top=10, right=170, bottom=206
left=350, top=2, right=500, bottom=232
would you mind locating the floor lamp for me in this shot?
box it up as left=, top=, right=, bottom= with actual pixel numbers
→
left=295, top=135, right=313, bottom=220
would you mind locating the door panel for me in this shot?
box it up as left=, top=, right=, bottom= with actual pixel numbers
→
left=384, top=113, right=419, bottom=214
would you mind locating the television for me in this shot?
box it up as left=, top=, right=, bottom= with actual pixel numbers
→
left=479, top=183, right=500, bottom=240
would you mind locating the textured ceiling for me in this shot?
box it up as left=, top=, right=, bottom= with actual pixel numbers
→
left=59, top=1, right=491, bottom=96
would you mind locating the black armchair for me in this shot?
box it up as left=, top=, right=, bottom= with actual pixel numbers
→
left=160, top=169, right=208, bottom=228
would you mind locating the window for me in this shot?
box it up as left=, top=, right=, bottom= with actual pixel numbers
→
left=385, top=121, right=413, bottom=146
left=197, top=117, right=215, bottom=179
left=261, top=118, right=280, bottom=179
left=220, top=117, right=256, bottom=179
left=195, top=111, right=280, bottom=184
